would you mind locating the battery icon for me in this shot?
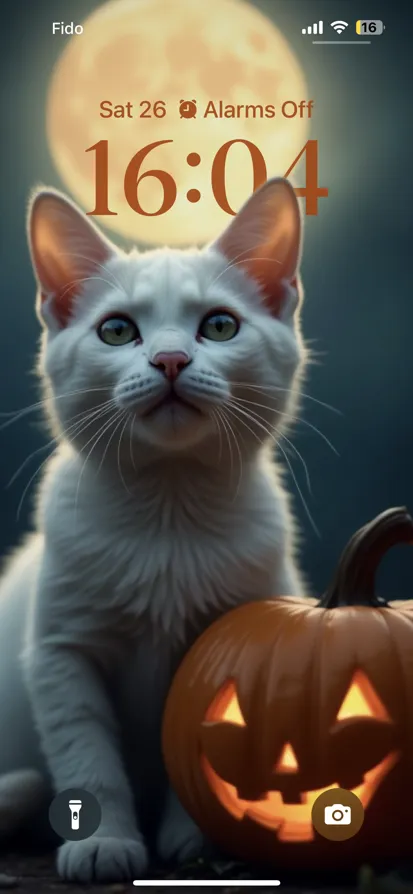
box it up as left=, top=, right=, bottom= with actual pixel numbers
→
left=356, top=20, right=385, bottom=34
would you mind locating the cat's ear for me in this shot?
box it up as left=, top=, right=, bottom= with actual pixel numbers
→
left=213, top=177, right=302, bottom=318
left=28, top=188, right=117, bottom=328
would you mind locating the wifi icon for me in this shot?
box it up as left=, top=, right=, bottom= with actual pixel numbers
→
left=330, top=20, right=349, bottom=34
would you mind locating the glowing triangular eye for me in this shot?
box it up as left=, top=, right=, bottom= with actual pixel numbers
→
left=275, top=743, right=299, bottom=773
left=205, top=680, right=246, bottom=726
left=221, top=690, right=246, bottom=725
left=336, top=671, right=390, bottom=722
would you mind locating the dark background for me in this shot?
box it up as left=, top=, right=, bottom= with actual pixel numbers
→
left=0, top=0, right=412, bottom=599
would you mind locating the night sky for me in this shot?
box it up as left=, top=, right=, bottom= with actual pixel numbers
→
left=1, top=0, right=412, bottom=599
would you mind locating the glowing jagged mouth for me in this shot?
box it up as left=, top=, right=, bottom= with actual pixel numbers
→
left=201, top=752, right=399, bottom=842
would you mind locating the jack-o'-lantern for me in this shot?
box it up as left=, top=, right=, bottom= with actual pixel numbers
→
left=162, top=508, right=413, bottom=869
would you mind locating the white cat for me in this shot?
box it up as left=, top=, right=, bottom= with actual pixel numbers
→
left=0, top=177, right=306, bottom=882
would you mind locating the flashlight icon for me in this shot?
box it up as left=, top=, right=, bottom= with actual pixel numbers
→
left=68, top=799, right=82, bottom=831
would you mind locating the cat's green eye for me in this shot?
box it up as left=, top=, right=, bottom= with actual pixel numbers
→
left=97, top=316, right=139, bottom=346
left=199, top=311, right=239, bottom=342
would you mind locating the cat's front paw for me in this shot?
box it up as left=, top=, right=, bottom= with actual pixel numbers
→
left=57, top=836, right=149, bottom=882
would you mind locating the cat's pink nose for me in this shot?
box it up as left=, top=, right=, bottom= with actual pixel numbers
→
left=151, top=351, right=191, bottom=381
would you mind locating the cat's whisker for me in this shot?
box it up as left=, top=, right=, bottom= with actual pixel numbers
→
left=56, top=397, right=117, bottom=436
left=15, top=450, right=58, bottom=523
left=207, top=242, right=265, bottom=287
left=58, top=274, right=126, bottom=305
left=55, top=251, right=128, bottom=297
left=223, top=408, right=245, bottom=502
left=116, top=413, right=134, bottom=498
left=0, top=387, right=111, bottom=428
left=230, top=394, right=339, bottom=457
left=96, top=411, right=127, bottom=477
left=214, top=405, right=235, bottom=489
left=278, top=432, right=312, bottom=496
left=214, top=407, right=244, bottom=501
left=7, top=441, right=55, bottom=489
left=209, top=252, right=282, bottom=289
left=276, top=439, right=321, bottom=539
left=6, top=400, right=116, bottom=488
left=210, top=409, right=223, bottom=464
left=225, top=401, right=321, bottom=538
left=73, top=409, right=125, bottom=527
left=281, top=411, right=339, bottom=457
left=224, top=402, right=264, bottom=446
left=14, top=403, right=116, bottom=517
left=56, top=398, right=116, bottom=430
left=63, top=402, right=118, bottom=453
left=129, top=414, right=137, bottom=472
left=230, top=381, right=342, bottom=416
left=229, top=397, right=313, bottom=496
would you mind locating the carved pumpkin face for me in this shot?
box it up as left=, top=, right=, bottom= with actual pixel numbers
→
left=201, top=672, right=398, bottom=844
left=162, top=508, right=413, bottom=869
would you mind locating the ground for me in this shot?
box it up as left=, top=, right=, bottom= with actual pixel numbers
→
left=0, top=853, right=411, bottom=894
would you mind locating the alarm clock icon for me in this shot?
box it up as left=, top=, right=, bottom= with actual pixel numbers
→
left=179, top=99, right=197, bottom=118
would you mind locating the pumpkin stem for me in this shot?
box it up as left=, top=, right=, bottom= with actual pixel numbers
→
left=319, top=507, right=413, bottom=608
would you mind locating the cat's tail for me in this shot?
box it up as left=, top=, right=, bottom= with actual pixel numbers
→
left=0, top=769, right=46, bottom=835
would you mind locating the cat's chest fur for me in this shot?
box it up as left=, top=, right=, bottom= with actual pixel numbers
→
left=36, top=450, right=288, bottom=801
left=40, top=449, right=287, bottom=644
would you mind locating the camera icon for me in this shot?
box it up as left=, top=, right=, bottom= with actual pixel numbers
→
left=324, top=803, right=352, bottom=825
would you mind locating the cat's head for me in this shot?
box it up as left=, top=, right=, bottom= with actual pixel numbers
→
left=28, top=179, right=304, bottom=465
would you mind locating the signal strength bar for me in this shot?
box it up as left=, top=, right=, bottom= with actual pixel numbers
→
left=302, top=20, right=323, bottom=34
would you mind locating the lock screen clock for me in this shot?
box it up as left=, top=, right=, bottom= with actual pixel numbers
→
left=46, top=0, right=309, bottom=245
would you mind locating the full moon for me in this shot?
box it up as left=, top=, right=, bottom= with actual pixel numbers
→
left=47, top=0, right=308, bottom=246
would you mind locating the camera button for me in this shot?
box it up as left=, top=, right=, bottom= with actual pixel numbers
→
left=311, top=787, right=364, bottom=841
